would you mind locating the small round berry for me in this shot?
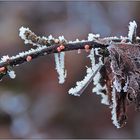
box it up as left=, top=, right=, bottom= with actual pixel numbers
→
left=84, top=45, right=90, bottom=52
left=57, top=47, right=61, bottom=52
left=0, top=67, right=5, bottom=72
left=84, top=44, right=90, bottom=49
left=26, top=56, right=32, bottom=62
left=59, top=45, right=65, bottom=50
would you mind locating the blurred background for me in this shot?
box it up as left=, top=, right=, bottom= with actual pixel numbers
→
left=0, top=1, right=139, bottom=139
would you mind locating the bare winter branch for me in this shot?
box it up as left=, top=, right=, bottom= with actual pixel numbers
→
left=0, top=21, right=140, bottom=129
left=0, top=40, right=107, bottom=68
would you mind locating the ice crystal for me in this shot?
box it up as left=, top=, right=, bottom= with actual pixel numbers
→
left=54, top=52, right=66, bottom=84
left=58, top=36, right=65, bottom=42
left=88, top=33, right=100, bottom=41
left=7, top=70, right=16, bottom=79
left=128, top=20, right=137, bottom=42
left=1, top=55, right=10, bottom=63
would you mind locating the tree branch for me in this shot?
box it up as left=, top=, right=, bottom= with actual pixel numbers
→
left=0, top=40, right=107, bottom=68
left=0, top=25, right=140, bottom=78
left=1, top=38, right=140, bottom=69
left=0, top=21, right=140, bottom=128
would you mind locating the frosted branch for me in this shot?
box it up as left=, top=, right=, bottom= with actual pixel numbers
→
left=128, top=20, right=137, bottom=43
left=54, top=52, right=66, bottom=84
left=0, top=20, right=139, bottom=129
left=68, top=66, right=102, bottom=96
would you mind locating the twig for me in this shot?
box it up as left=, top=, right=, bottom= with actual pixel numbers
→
left=1, top=38, right=140, bottom=69
left=0, top=40, right=107, bottom=68
left=0, top=21, right=140, bottom=128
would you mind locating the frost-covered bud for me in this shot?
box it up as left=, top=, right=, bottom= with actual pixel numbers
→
left=59, top=45, right=65, bottom=50
left=19, top=27, right=29, bottom=41
left=84, top=45, right=90, bottom=52
left=57, top=47, right=61, bottom=52
left=26, top=56, right=32, bottom=62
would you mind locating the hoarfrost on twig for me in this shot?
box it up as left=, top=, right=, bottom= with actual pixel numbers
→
left=54, top=52, right=66, bottom=84
left=89, top=48, right=109, bottom=105
left=111, top=87, right=120, bottom=128
left=128, top=20, right=137, bottom=42
left=68, top=66, right=102, bottom=96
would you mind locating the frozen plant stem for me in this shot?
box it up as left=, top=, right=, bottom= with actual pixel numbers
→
left=68, top=65, right=103, bottom=96
left=54, top=52, right=66, bottom=84
left=0, top=41, right=107, bottom=68
left=1, top=23, right=140, bottom=68
left=0, top=20, right=140, bottom=129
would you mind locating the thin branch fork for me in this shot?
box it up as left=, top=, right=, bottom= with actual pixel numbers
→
left=0, top=20, right=139, bottom=128
left=1, top=36, right=140, bottom=69
left=0, top=21, right=139, bottom=75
